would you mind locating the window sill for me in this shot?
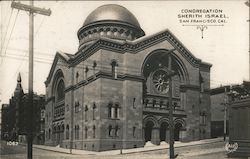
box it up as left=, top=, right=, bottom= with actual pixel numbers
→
left=109, top=118, right=120, bottom=120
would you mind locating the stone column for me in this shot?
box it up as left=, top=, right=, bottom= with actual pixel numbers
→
left=151, top=127, right=160, bottom=145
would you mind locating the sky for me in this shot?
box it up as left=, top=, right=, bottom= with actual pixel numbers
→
left=0, top=0, right=249, bottom=105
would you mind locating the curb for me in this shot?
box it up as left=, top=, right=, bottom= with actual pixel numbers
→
left=121, top=139, right=223, bottom=155
left=31, top=138, right=224, bottom=155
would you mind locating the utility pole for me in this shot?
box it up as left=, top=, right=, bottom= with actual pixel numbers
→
left=168, top=50, right=177, bottom=159
left=11, top=1, right=51, bottom=159
left=223, top=87, right=228, bottom=141
left=245, top=0, right=250, bottom=80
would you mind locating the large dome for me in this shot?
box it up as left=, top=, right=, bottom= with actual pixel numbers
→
left=83, top=4, right=141, bottom=28
left=77, top=4, right=145, bottom=50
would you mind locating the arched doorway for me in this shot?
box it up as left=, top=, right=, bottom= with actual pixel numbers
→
left=144, top=121, right=154, bottom=142
left=160, top=122, right=169, bottom=141
left=174, top=122, right=182, bottom=141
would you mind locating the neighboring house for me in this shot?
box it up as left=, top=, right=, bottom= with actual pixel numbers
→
left=210, top=86, right=229, bottom=138
left=210, top=81, right=250, bottom=139
left=228, top=81, right=250, bottom=157
left=44, top=4, right=212, bottom=151
left=1, top=73, right=45, bottom=144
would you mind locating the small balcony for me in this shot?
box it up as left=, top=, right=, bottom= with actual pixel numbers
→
left=143, top=95, right=185, bottom=117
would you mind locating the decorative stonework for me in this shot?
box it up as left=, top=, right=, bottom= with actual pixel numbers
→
left=78, top=23, right=144, bottom=50
left=72, top=30, right=212, bottom=69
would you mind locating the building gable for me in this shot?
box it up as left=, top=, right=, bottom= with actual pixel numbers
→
left=45, top=52, right=72, bottom=86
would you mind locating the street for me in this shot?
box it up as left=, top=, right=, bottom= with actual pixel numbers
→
left=2, top=140, right=248, bottom=159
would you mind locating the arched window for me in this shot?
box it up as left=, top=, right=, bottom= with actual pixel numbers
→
left=133, top=126, right=136, bottom=138
left=145, top=99, right=149, bottom=107
left=115, top=125, right=119, bottom=137
left=56, top=80, right=65, bottom=101
left=85, top=105, right=88, bottom=121
left=199, top=73, right=204, bottom=93
left=93, top=125, right=96, bottom=138
left=200, top=112, right=206, bottom=125
left=108, top=103, right=120, bottom=119
left=108, top=125, right=112, bottom=137
left=76, top=72, right=79, bottom=83
left=66, top=125, right=69, bottom=139
left=66, top=104, right=69, bottom=111
left=111, top=60, right=118, bottom=79
left=108, top=103, right=112, bottom=118
left=48, top=128, right=51, bottom=139
left=75, top=101, right=80, bottom=113
left=114, top=104, right=119, bottom=119
left=93, top=103, right=96, bottom=120
left=74, top=125, right=80, bottom=140
left=74, top=125, right=77, bottom=139
left=77, top=125, right=80, bottom=139
left=132, top=98, right=136, bottom=108
left=85, top=66, right=89, bottom=80
left=93, top=61, right=97, bottom=78
left=85, top=127, right=88, bottom=139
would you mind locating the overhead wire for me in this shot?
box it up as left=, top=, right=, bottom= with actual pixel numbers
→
left=2, top=1, right=64, bottom=102
left=0, top=7, right=14, bottom=55
left=1, top=9, right=19, bottom=64
left=3, top=53, right=240, bottom=88
left=13, top=1, right=60, bottom=78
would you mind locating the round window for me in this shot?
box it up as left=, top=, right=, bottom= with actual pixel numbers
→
left=152, top=70, right=169, bottom=94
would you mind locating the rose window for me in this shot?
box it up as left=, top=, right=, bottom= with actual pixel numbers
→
left=152, top=70, right=169, bottom=94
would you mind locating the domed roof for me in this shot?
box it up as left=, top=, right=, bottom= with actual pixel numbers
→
left=77, top=4, right=145, bottom=50
left=83, top=4, right=141, bottom=29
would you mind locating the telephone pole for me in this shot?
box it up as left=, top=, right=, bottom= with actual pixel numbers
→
left=11, top=1, right=51, bottom=159
left=167, top=50, right=177, bottom=159
left=245, top=0, right=250, bottom=80
left=223, top=87, right=228, bottom=141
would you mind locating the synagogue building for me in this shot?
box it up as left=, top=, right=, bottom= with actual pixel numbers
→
left=44, top=4, right=212, bottom=151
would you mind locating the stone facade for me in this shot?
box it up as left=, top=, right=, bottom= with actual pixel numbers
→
left=44, top=4, right=212, bottom=151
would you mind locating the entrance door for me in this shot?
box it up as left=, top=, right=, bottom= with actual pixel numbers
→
left=144, top=121, right=154, bottom=142
left=174, top=123, right=182, bottom=141
left=160, top=122, right=168, bottom=141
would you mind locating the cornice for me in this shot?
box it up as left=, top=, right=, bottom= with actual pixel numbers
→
left=64, top=71, right=144, bottom=93
left=143, top=111, right=187, bottom=118
left=45, top=29, right=212, bottom=86
left=71, top=29, right=212, bottom=69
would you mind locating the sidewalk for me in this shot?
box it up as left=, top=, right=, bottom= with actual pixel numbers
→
left=33, top=137, right=224, bottom=156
